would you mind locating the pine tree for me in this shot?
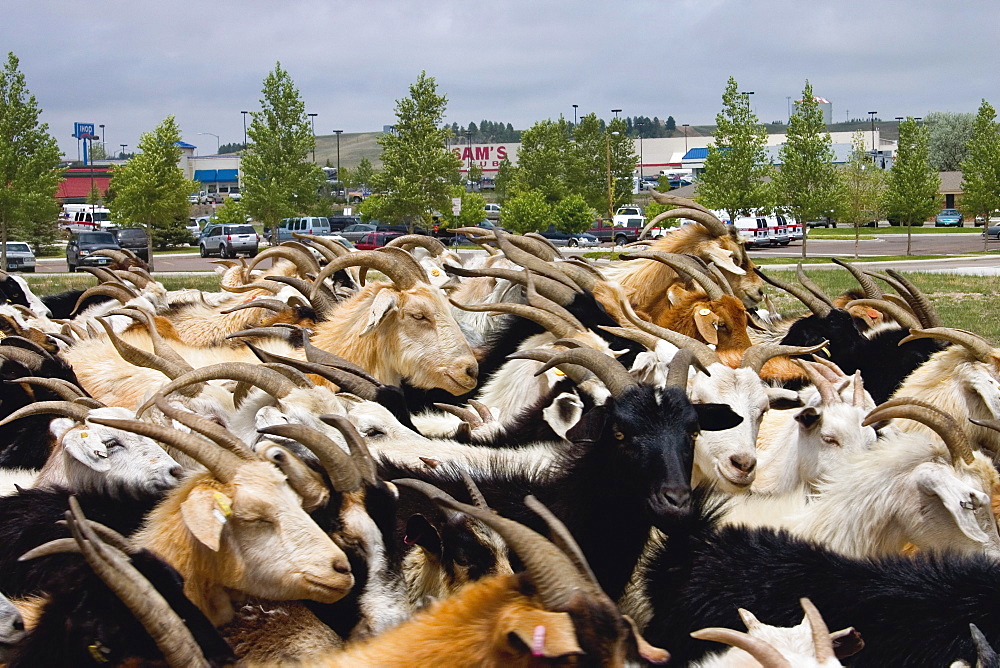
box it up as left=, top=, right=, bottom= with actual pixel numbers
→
left=884, top=117, right=940, bottom=255
left=959, top=100, right=1000, bottom=251
left=698, top=76, right=774, bottom=219
left=776, top=80, right=839, bottom=256
left=241, top=62, right=325, bottom=236
left=0, top=52, right=63, bottom=264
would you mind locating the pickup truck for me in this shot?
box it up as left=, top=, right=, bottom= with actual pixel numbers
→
left=587, top=219, right=643, bottom=246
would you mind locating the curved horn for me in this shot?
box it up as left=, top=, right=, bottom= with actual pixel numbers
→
left=386, top=234, right=448, bottom=257
left=292, top=232, right=350, bottom=258
left=107, top=307, right=194, bottom=375
left=597, top=325, right=664, bottom=354
left=618, top=294, right=721, bottom=367
left=529, top=348, right=637, bottom=397
left=796, top=360, right=840, bottom=405
left=5, top=376, right=90, bottom=401
left=796, top=263, right=835, bottom=308
left=886, top=269, right=943, bottom=329
left=135, top=362, right=299, bottom=416
left=621, top=251, right=724, bottom=300
left=0, top=400, right=92, bottom=427
left=845, top=299, right=921, bottom=330
left=831, top=258, right=883, bottom=299
left=640, top=207, right=729, bottom=239
left=666, top=348, right=709, bottom=388
left=493, top=230, right=581, bottom=292
left=79, top=267, right=123, bottom=284
left=522, top=232, right=564, bottom=259
left=154, top=396, right=254, bottom=460
left=647, top=190, right=713, bottom=214
left=689, top=628, right=792, bottom=668
left=71, top=284, right=136, bottom=315
left=754, top=267, right=832, bottom=317
left=443, top=264, right=577, bottom=306
left=504, top=233, right=561, bottom=262
left=863, top=400, right=974, bottom=465
left=899, top=327, right=997, bottom=364
left=799, top=598, right=836, bottom=663
left=95, top=318, right=194, bottom=386
left=318, top=414, right=378, bottom=486
left=450, top=298, right=580, bottom=338
left=740, top=341, right=830, bottom=375
left=505, top=348, right=595, bottom=387
left=245, top=245, right=320, bottom=278
left=219, top=299, right=294, bottom=316
left=221, top=282, right=282, bottom=295
left=258, top=423, right=362, bottom=493
left=523, top=272, right=587, bottom=332
left=311, top=249, right=425, bottom=295
left=265, top=275, right=339, bottom=315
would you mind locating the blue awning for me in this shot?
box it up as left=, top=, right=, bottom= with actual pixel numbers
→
left=193, top=169, right=218, bottom=183
left=682, top=148, right=709, bottom=160
left=216, top=169, right=239, bottom=183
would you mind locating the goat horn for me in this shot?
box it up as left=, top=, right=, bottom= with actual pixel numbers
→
left=845, top=299, right=921, bottom=330
left=61, top=497, right=211, bottom=668
left=219, top=299, right=294, bottom=315
left=705, top=262, right=736, bottom=297
left=318, top=414, right=378, bottom=486
left=71, top=284, right=136, bottom=315
left=5, top=376, right=90, bottom=401
left=312, top=249, right=426, bottom=295
left=831, top=258, right=883, bottom=299
left=434, top=403, right=484, bottom=428
left=135, top=362, right=299, bottom=416
left=689, top=628, right=792, bottom=668
left=0, top=400, right=91, bottom=427
left=852, top=370, right=866, bottom=408
left=641, top=207, right=728, bottom=240
left=79, top=266, right=122, bottom=284
left=94, top=318, right=196, bottom=392
left=442, top=264, right=577, bottom=306
left=505, top=349, right=595, bottom=387
left=258, top=423, right=362, bottom=493
left=115, top=269, right=149, bottom=288
left=800, top=598, right=836, bottom=663
left=740, top=341, right=830, bottom=375
left=796, top=263, right=835, bottom=308
left=493, top=230, right=581, bottom=292
left=256, top=355, right=379, bottom=399
left=386, top=234, right=448, bottom=257
left=0, top=346, right=47, bottom=368
left=221, top=282, right=283, bottom=295
left=648, top=190, right=713, bottom=215
left=899, top=327, right=997, bottom=364
left=395, top=479, right=593, bottom=611
left=504, top=233, right=561, bottom=262
left=863, top=400, right=974, bottom=465
left=754, top=267, right=832, bottom=317
left=246, top=245, right=320, bottom=278
left=618, top=294, right=721, bottom=368
left=598, top=325, right=663, bottom=354
left=107, top=307, right=194, bottom=374
left=2, top=335, right=54, bottom=360
left=667, top=349, right=708, bottom=388
left=226, top=326, right=300, bottom=342
left=522, top=233, right=564, bottom=259
left=524, top=495, right=600, bottom=588
left=552, top=260, right=600, bottom=292
left=154, top=397, right=254, bottom=460
left=796, top=360, right=841, bottom=404
left=260, top=362, right=314, bottom=389
left=622, top=251, right=724, bottom=301
left=292, top=232, right=350, bottom=258
left=529, top=348, right=637, bottom=397
left=886, top=269, right=943, bottom=329
left=265, top=276, right=339, bottom=315
left=90, top=415, right=244, bottom=482
left=19, top=518, right=133, bottom=561
left=524, top=272, right=587, bottom=332
left=450, top=298, right=580, bottom=339
left=301, top=331, right=380, bottom=382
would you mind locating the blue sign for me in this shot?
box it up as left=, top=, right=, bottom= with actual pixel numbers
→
left=74, top=122, right=95, bottom=139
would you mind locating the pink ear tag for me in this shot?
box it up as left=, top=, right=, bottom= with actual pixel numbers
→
left=531, top=624, right=546, bottom=657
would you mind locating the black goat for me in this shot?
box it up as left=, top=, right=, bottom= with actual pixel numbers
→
left=639, top=489, right=1000, bottom=667
left=42, top=289, right=113, bottom=319
left=381, top=348, right=741, bottom=600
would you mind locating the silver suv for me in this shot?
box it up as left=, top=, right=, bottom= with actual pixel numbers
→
left=199, top=224, right=259, bottom=258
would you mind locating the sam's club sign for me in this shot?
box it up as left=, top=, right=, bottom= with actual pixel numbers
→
left=73, top=122, right=95, bottom=139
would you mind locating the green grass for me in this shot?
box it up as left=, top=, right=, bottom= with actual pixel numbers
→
left=808, top=226, right=982, bottom=235
left=23, top=273, right=221, bottom=296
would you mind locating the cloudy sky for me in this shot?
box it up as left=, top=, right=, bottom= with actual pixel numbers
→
left=5, top=0, right=998, bottom=157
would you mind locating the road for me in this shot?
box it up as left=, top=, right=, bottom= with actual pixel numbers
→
left=32, top=232, right=1000, bottom=275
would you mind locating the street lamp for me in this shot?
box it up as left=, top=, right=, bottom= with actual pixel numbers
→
left=465, top=130, right=473, bottom=184
left=307, top=113, right=318, bottom=163
left=572, top=104, right=578, bottom=126
left=740, top=91, right=755, bottom=115
left=332, top=130, right=343, bottom=186
left=241, top=110, right=249, bottom=149
left=99, top=124, right=105, bottom=157
left=636, top=120, right=645, bottom=180
left=197, top=132, right=220, bottom=155
left=611, top=108, right=622, bottom=120
left=682, top=124, right=690, bottom=153
left=120, top=144, right=127, bottom=160
left=868, top=111, right=878, bottom=163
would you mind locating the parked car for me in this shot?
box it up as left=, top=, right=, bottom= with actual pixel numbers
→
left=484, top=203, right=501, bottom=220
left=340, top=223, right=378, bottom=243
left=538, top=226, right=599, bottom=248
left=66, top=231, right=121, bottom=272
left=1, top=242, right=36, bottom=273
left=355, top=231, right=405, bottom=250
left=228, top=192, right=242, bottom=201
left=328, top=215, right=361, bottom=233
left=275, top=216, right=332, bottom=242
left=112, top=227, right=150, bottom=261
left=935, top=208, right=964, bottom=227
left=983, top=225, right=1000, bottom=240
left=199, top=224, right=259, bottom=258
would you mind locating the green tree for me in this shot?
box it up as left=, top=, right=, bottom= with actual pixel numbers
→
left=467, top=162, right=483, bottom=186
left=698, top=76, right=774, bottom=219
left=552, top=194, right=596, bottom=233
left=925, top=111, right=975, bottom=171
left=607, top=117, right=637, bottom=217
left=502, top=189, right=551, bottom=233
left=959, top=99, right=1000, bottom=251
left=108, top=116, right=196, bottom=264
left=362, top=71, right=462, bottom=232
left=451, top=189, right=487, bottom=229
left=213, top=198, right=247, bottom=226
left=86, top=182, right=102, bottom=206
left=835, top=131, right=886, bottom=257
left=513, top=118, right=574, bottom=204
left=0, top=52, right=63, bottom=264
left=88, top=142, right=108, bottom=160
left=776, top=81, right=839, bottom=257
left=568, top=113, right=606, bottom=212
left=884, top=117, right=940, bottom=255
left=353, top=157, right=375, bottom=189
left=494, top=157, right=516, bottom=204
left=241, top=62, right=325, bottom=238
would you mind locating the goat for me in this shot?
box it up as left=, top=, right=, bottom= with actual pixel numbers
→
left=0, top=592, right=25, bottom=662
left=10, top=497, right=234, bottom=667
left=89, top=397, right=355, bottom=626
left=379, top=347, right=743, bottom=600
left=636, top=488, right=1000, bottom=667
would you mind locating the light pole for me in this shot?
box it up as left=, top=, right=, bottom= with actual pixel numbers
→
left=611, top=108, right=622, bottom=120
left=465, top=131, right=473, bottom=185
left=682, top=124, right=690, bottom=153
left=636, top=120, right=645, bottom=180
left=332, top=130, right=343, bottom=186
left=198, top=132, right=220, bottom=155
left=307, top=113, right=318, bottom=163
left=120, top=144, right=127, bottom=160
left=868, top=111, right=878, bottom=163
left=786, top=96, right=792, bottom=123
left=241, top=110, right=249, bottom=149
left=99, top=124, right=105, bottom=157
left=572, top=104, right=578, bottom=127
left=740, top=91, right=755, bottom=116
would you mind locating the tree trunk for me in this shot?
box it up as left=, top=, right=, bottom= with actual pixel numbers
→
left=854, top=223, right=860, bottom=258
left=906, top=220, right=912, bottom=256
left=985, top=211, right=990, bottom=252
left=801, top=222, right=808, bottom=257
left=1, top=221, right=7, bottom=271
left=145, top=222, right=154, bottom=271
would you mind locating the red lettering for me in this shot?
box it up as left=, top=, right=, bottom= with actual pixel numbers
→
left=461, top=147, right=472, bottom=160
left=475, top=146, right=490, bottom=160
left=497, top=146, right=507, bottom=160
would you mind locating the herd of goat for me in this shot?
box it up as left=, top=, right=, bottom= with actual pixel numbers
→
left=0, top=190, right=998, bottom=665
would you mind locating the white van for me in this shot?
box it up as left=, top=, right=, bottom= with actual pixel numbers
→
left=276, top=216, right=332, bottom=242
left=728, top=214, right=790, bottom=247
left=60, top=205, right=112, bottom=231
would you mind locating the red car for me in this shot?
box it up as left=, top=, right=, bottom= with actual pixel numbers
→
left=354, top=231, right=405, bottom=251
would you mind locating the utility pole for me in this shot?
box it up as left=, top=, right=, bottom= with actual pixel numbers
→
left=333, top=130, right=343, bottom=188
left=636, top=120, right=645, bottom=180
left=241, top=110, right=249, bottom=149
left=868, top=111, right=878, bottom=164
left=307, top=113, right=318, bottom=163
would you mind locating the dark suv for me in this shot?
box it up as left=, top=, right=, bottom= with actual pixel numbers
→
left=112, top=227, right=150, bottom=261
left=66, top=231, right=121, bottom=272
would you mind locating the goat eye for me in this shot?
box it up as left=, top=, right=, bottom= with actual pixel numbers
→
left=821, top=435, right=838, bottom=446
left=613, top=430, right=625, bottom=441
left=411, top=312, right=425, bottom=320
left=363, top=427, right=386, bottom=438
left=103, top=438, right=123, bottom=450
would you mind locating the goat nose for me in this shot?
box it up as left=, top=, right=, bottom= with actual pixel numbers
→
left=333, top=558, right=352, bottom=575
left=661, top=487, right=690, bottom=508
left=465, top=364, right=478, bottom=381
left=729, top=453, right=757, bottom=474
left=168, top=465, right=183, bottom=479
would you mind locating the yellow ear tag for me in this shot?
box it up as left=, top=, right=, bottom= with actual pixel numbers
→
left=79, top=430, right=89, bottom=438
left=698, top=308, right=712, bottom=316
left=821, top=346, right=830, bottom=357
left=213, top=492, right=233, bottom=518
left=431, top=268, right=441, bottom=277
left=553, top=368, right=566, bottom=377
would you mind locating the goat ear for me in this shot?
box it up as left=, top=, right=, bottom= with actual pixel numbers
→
left=914, top=464, right=994, bottom=547
left=964, top=373, right=1000, bottom=419
left=49, top=417, right=75, bottom=440
left=565, top=406, right=608, bottom=444
left=694, top=403, right=743, bottom=432
left=830, top=627, right=865, bottom=659
left=795, top=406, right=821, bottom=429
left=63, top=429, right=112, bottom=473
left=542, top=392, right=585, bottom=440
left=693, top=309, right=720, bottom=346
left=181, top=486, right=231, bottom=552
left=703, top=246, right=745, bottom=276
left=766, top=386, right=803, bottom=409
left=404, top=514, right=442, bottom=556
left=362, top=289, right=397, bottom=336
left=502, top=609, right=583, bottom=659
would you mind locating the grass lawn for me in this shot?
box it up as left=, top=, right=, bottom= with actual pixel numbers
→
left=808, top=226, right=983, bottom=235
left=23, top=273, right=221, bottom=295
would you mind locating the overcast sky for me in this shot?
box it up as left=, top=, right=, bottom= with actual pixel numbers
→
left=5, top=0, right=999, bottom=158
